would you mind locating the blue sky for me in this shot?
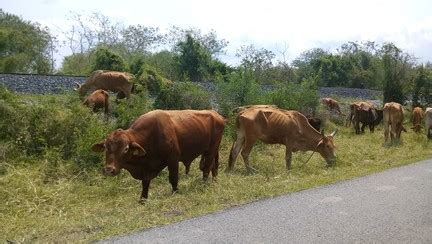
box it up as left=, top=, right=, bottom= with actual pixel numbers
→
left=3, top=0, right=432, bottom=67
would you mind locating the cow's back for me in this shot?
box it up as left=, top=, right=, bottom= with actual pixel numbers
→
left=131, top=110, right=224, bottom=162
left=384, top=102, right=404, bottom=124
left=238, top=107, right=303, bottom=144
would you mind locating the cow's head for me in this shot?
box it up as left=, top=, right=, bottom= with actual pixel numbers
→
left=91, top=129, right=146, bottom=176
left=316, top=129, right=337, bottom=166
left=74, top=82, right=86, bottom=96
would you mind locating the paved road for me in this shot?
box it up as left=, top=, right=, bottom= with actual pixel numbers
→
left=100, top=159, right=432, bottom=243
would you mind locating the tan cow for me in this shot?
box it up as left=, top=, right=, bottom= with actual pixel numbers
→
left=425, top=107, right=432, bottom=139
left=83, top=89, right=109, bottom=114
left=321, top=97, right=342, bottom=115
left=75, top=70, right=134, bottom=99
left=92, top=110, right=225, bottom=200
left=227, top=106, right=337, bottom=172
left=411, top=107, right=424, bottom=133
left=383, top=102, right=406, bottom=143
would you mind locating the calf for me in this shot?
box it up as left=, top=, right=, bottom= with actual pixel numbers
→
left=83, top=89, right=109, bottom=114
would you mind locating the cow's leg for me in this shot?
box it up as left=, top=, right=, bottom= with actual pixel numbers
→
left=183, top=161, right=192, bottom=175
left=227, top=132, right=245, bottom=172
left=167, top=162, right=179, bottom=194
left=384, top=122, right=390, bottom=143
left=355, top=120, right=360, bottom=134
left=361, top=123, right=366, bottom=133
left=140, top=179, right=151, bottom=202
left=285, top=146, right=293, bottom=170
left=241, top=137, right=257, bottom=172
left=211, top=152, right=219, bottom=178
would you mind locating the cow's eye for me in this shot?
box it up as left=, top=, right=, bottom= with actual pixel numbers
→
left=123, top=145, right=129, bottom=154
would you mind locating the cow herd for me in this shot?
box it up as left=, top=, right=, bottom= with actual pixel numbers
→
left=76, top=70, right=432, bottom=201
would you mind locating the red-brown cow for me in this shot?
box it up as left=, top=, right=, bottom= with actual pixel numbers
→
left=383, top=102, right=406, bottom=144
left=76, top=70, right=134, bottom=99
left=83, top=89, right=109, bottom=114
left=92, top=110, right=225, bottom=201
left=411, top=107, right=424, bottom=133
left=321, top=97, right=342, bottom=115
left=426, top=108, right=432, bottom=139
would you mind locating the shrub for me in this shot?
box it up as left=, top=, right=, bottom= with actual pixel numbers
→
left=111, top=93, right=153, bottom=129
left=264, top=81, right=319, bottom=114
left=215, top=70, right=264, bottom=117
left=154, top=81, right=211, bottom=110
left=92, top=47, right=127, bottom=72
left=136, top=64, right=172, bottom=96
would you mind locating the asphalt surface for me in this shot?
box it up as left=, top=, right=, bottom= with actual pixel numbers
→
left=100, top=159, right=432, bottom=243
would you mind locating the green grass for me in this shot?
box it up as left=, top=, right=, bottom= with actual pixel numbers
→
left=1, top=123, right=431, bottom=242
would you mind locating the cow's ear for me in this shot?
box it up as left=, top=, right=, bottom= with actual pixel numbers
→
left=91, top=141, right=105, bottom=152
left=130, top=142, right=146, bottom=156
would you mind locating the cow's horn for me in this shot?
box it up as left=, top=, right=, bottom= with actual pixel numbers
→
left=330, top=129, right=338, bottom=137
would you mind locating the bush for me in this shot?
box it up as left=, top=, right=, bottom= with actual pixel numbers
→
left=111, top=93, right=153, bottom=129
left=154, top=81, right=211, bottom=110
left=215, top=70, right=264, bottom=117
left=0, top=89, right=115, bottom=167
left=264, top=81, right=319, bottom=114
left=136, top=64, right=172, bottom=96
left=92, top=47, right=127, bottom=72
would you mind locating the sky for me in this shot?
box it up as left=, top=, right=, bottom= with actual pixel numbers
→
left=2, top=0, right=432, bottom=67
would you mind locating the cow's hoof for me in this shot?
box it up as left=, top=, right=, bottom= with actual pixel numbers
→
left=138, top=198, right=147, bottom=204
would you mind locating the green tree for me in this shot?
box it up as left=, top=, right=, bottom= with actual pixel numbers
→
left=60, top=52, right=93, bottom=75
left=0, top=9, right=55, bottom=73
left=236, top=45, right=275, bottom=84
left=412, top=65, right=432, bottom=107
left=92, top=47, right=127, bottom=72
left=380, top=43, right=413, bottom=103
left=175, top=33, right=212, bottom=82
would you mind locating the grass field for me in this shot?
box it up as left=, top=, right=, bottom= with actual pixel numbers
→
left=1, top=119, right=431, bottom=242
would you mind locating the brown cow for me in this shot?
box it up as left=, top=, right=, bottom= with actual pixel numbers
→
left=346, top=101, right=373, bottom=127
left=411, top=107, right=424, bottom=133
left=227, top=106, right=337, bottom=172
left=83, top=89, right=109, bottom=114
left=353, top=103, right=383, bottom=134
left=321, top=97, right=342, bottom=115
left=383, top=102, right=407, bottom=144
left=305, top=115, right=322, bottom=131
left=425, top=108, right=432, bottom=139
left=75, top=70, right=134, bottom=99
left=91, top=110, right=225, bottom=201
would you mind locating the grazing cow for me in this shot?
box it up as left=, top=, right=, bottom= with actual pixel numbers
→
left=83, top=89, right=109, bottom=114
left=321, top=97, right=342, bottom=115
left=411, top=107, right=424, bottom=133
left=92, top=110, right=225, bottom=201
left=426, top=108, right=432, bottom=139
left=227, top=106, right=337, bottom=172
left=353, top=103, right=383, bottom=134
left=346, top=101, right=373, bottom=127
left=75, top=70, right=134, bottom=99
left=305, top=115, right=322, bottom=131
left=383, top=102, right=407, bottom=143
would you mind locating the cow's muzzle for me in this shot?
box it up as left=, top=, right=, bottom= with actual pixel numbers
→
left=103, top=166, right=119, bottom=176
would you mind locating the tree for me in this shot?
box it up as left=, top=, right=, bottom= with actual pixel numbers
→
left=412, top=65, right=432, bottom=107
left=167, top=26, right=228, bottom=57
left=0, top=9, right=55, bottom=73
left=92, top=47, right=127, bottom=72
left=175, top=33, right=212, bottom=82
left=236, top=45, right=275, bottom=83
left=291, top=48, right=327, bottom=82
left=380, top=43, right=413, bottom=104
left=60, top=52, right=93, bottom=75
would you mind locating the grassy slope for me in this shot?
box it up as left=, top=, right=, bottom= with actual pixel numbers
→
left=1, top=123, right=431, bottom=242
